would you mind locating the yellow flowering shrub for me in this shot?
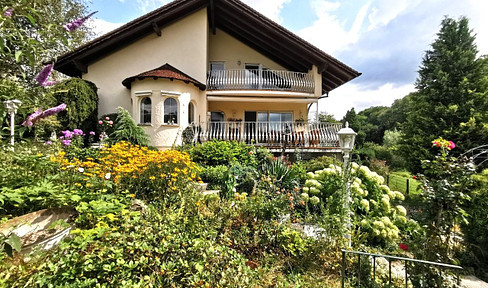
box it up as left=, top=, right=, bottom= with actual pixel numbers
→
left=51, top=141, right=200, bottom=200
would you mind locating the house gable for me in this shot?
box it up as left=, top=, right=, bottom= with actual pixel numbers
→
left=53, top=0, right=360, bottom=94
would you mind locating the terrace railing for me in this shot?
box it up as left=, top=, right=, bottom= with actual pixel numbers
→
left=191, top=121, right=341, bottom=148
left=341, top=250, right=463, bottom=288
left=207, top=69, right=315, bottom=93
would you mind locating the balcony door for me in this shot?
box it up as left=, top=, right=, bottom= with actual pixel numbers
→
left=209, top=62, right=225, bottom=89
left=245, top=64, right=269, bottom=89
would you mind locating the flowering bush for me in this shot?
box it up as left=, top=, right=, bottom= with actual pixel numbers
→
left=302, top=163, right=414, bottom=246
left=51, top=141, right=200, bottom=201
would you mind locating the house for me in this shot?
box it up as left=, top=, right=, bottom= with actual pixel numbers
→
left=53, top=0, right=360, bottom=150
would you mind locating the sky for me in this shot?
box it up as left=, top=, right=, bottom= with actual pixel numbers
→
left=86, top=0, right=488, bottom=119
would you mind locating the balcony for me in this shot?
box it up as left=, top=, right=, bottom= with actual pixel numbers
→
left=207, top=69, right=315, bottom=93
left=191, top=121, right=341, bottom=149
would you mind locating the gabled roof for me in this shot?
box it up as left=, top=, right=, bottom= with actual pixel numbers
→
left=53, top=0, right=360, bottom=94
left=122, top=63, right=206, bottom=90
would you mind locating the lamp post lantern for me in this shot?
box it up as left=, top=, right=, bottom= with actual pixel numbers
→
left=337, top=121, right=357, bottom=247
left=3, top=99, right=22, bottom=148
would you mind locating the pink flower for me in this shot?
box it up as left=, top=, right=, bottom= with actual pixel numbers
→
left=35, top=64, right=55, bottom=87
left=45, top=141, right=52, bottom=145
left=105, top=117, right=110, bottom=120
left=448, top=141, right=456, bottom=150
left=4, top=8, right=13, bottom=17
left=22, top=108, right=43, bottom=127
left=41, top=103, right=66, bottom=118
left=63, top=11, right=97, bottom=32
left=61, top=139, right=71, bottom=146
left=98, top=120, right=103, bottom=125
left=62, top=130, right=74, bottom=139
left=73, top=129, right=84, bottom=136
left=108, top=121, right=113, bottom=125
left=89, top=131, right=95, bottom=136
left=399, top=243, right=408, bottom=251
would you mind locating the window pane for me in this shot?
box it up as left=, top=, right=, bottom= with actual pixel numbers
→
left=140, top=97, right=151, bottom=124
left=164, top=98, right=178, bottom=124
left=210, top=112, right=224, bottom=122
left=188, top=102, right=194, bottom=124
left=210, top=62, right=225, bottom=71
left=257, top=112, right=268, bottom=122
left=269, top=113, right=281, bottom=123
left=281, top=113, right=292, bottom=122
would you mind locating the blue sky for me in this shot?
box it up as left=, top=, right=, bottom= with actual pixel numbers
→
left=87, top=0, right=488, bottom=119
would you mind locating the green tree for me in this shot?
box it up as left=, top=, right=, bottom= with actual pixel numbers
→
left=341, top=108, right=366, bottom=146
left=401, top=16, right=488, bottom=172
left=109, top=107, right=150, bottom=146
left=317, top=112, right=340, bottom=123
left=52, top=78, right=98, bottom=133
left=1, top=0, right=92, bottom=82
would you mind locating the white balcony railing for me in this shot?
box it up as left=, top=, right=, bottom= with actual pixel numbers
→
left=191, top=121, right=341, bottom=148
left=207, top=69, right=315, bottom=93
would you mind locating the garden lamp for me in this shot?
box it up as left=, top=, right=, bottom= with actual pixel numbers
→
left=3, top=99, right=22, bottom=148
left=337, top=121, right=357, bottom=247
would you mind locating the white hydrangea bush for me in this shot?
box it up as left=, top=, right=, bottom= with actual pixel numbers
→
left=301, top=163, right=415, bottom=246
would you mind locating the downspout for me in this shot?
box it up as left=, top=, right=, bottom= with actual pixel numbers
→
left=308, top=92, right=329, bottom=121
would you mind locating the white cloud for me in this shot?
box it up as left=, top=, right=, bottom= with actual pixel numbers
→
left=367, top=0, right=420, bottom=31
left=312, top=82, right=415, bottom=120
left=88, top=18, right=124, bottom=38
left=136, top=0, right=173, bottom=13
left=298, top=0, right=370, bottom=54
left=241, top=0, right=291, bottom=24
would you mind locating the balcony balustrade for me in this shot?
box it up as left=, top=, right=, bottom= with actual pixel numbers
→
left=191, top=121, right=341, bottom=148
left=207, top=69, right=315, bottom=93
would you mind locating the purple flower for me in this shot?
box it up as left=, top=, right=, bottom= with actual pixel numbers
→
left=22, top=108, right=43, bottom=127
left=45, top=141, right=52, bottom=145
left=63, top=11, right=97, bottom=32
left=61, top=130, right=74, bottom=139
left=89, top=131, right=95, bottom=136
left=41, top=103, right=67, bottom=118
left=73, top=129, right=84, bottom=136
left=4, top=8, right=13, bottom=17
left=35, top=64, right=55, bottom=87
left=61, top=139, right=72, bottom=146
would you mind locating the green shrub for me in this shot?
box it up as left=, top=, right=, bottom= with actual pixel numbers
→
left=52, top=79, right=98, bottom=134
left=303, top=155, right=341, bottom=172
left=302, top=163, right=415, bottom=247
left=188, top=140, right=257, bottom=167
left=199, top=165, right=228, bottom=189
left=462, top=169, right=488, bottom=281
left=108, top=107, right=150, bottom=146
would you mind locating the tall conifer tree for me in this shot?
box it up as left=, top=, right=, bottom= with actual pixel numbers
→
left=401, top=16, right=488, bottom=172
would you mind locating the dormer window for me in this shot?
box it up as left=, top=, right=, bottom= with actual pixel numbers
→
left=140, top=97, right=152, bottom=124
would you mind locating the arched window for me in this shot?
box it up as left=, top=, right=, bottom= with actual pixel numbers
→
left=188, top=102, right=195, bottom=124
left=164, top=98, right=178, bottom=124
left=140, top=97, right=151, bottom=124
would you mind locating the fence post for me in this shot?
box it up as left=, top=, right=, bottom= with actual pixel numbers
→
left=406, top=178, right=410, bottom=195
left=341, top=250, right=346, bottom=288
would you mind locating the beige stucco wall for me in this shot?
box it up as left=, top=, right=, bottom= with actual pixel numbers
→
left=208, top=29, right=286, bottom=71
left=130, top=78, right=206, bottom=149
left=208, top=101, right=308, bottom=122
left=83, top=9, right=208, bottom=117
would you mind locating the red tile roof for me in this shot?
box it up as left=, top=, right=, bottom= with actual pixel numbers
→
left=122, top=63, right=206, bottom=90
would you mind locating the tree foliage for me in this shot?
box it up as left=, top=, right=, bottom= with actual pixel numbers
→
left=52, top=78, right=98, bottom=133
left=401, top=16, right=488, bottom=172
left=1, top=0, right=92, bottom=82
left=109, top=107, right=150, bottom=146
